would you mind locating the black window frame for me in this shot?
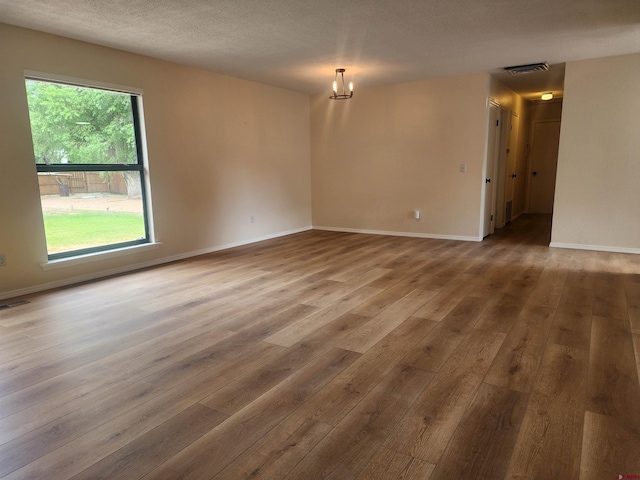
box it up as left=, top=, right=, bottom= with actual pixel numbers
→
left=27, top=79, right=151, bottom=260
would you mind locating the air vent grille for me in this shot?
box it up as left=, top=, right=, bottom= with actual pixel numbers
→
left=504, top=62, right=549, bottom=75
left=0, top=300, right=30, bottom=310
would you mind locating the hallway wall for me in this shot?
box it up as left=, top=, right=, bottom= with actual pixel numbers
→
left=551, top=53, right=640, bottom=253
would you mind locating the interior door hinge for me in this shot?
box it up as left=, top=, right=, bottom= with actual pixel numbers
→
left=491, top=214, right=494, bottom=221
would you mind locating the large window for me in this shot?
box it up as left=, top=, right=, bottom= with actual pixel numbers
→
left=25, top=78, right=150, bottom=260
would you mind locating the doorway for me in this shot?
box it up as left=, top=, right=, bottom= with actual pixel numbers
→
left=493, top=108, right=522, bottom=229
left=504, top=112, right=520, bottom=223
left=528, top=120, right=561, bottom=214
left=483, top=103, right=502, bottom=237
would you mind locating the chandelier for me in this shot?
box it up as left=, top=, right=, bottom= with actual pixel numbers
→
left=330, top=68, right=353, bottom=100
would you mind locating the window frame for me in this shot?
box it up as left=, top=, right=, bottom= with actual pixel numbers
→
left=26, top=76, right=152, bottom=260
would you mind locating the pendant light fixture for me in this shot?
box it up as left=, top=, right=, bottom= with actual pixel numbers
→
left=330, top=68, right=353, bottom=100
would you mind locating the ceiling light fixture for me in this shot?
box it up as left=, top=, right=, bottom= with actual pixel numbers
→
left=330, top=68, right=353, bottom=100
left=541, top=92, right=553, bottom=101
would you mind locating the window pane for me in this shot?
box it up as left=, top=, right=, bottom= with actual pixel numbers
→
left=26, top=80, right=138, bottom=165
left=25, top=77, right=150, bottom=259
left=38, top=171, right=146, bottom=256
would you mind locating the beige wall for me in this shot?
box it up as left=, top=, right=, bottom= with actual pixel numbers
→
left=489, top=78, right=527, bottom=115
left=551, top=53, right=640, bottom=253
left=310, top=73, right=490, bottom=240
left=0, top=23, right=311, bottom=298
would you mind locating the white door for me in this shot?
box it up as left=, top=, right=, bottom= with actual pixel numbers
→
left=483, top=105, right=501, bottom=237
left=529, top=121, right=561, bottom=214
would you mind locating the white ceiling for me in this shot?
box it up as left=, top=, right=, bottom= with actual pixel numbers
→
left=1, top=0, right=639, bottom=97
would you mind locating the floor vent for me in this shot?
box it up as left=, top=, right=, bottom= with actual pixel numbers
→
left=0, top=300, right=30, bottom=310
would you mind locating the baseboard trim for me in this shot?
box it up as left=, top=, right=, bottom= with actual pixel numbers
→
left=0, top=226, right=312, bottom=301
left=155, top=226, right=313, bottom=265
left=313, top=225, right=482, bottom=242
left=549, top=242, right=640, bottom=255
left=510, top=211, right=524, bottom=222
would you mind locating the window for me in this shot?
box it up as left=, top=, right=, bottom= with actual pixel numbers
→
left=25, top=78, right=151, bottom=260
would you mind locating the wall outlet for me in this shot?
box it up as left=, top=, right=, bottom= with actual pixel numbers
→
left=0, top=254, right=5, bottom=266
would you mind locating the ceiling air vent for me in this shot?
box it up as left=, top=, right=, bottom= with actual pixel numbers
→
left=503, top=62, right=549, bottom=75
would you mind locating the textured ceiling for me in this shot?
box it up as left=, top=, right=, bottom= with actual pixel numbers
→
left=1, top=0, right=639, bottom=97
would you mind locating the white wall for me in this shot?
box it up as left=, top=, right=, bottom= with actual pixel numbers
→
left=551, top=53, right=640, bottom=253
left=0, top=23, right=312, bottom=298
left=310, top=73, right=490, bottom=240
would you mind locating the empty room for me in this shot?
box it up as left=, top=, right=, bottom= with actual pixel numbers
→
left=1, top=1, right=640, bottom=479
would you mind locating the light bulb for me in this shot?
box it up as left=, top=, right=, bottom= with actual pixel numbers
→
left=349, top=81, right=353, bottom=92
left=332, top=80, right=337, bottom=93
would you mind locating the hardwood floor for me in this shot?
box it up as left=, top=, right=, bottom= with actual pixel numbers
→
left=1, top=214, right=640, bottom=479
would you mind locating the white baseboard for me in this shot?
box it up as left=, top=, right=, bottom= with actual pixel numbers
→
left=549, top=242, right=640, bottom=255
left=313, top=225, right=482, bottom=242
left=156, top=226, right=313, bottom=264
left=0, top=226, right=312, bottom=302
left=510, top=212, right=524, bottom=222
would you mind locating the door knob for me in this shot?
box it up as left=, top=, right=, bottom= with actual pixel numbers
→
left=511, top=173, right=517, bottom=178
left=532, top=171, right=537, bottom=176
left=485, top=178, right=491, bottom=183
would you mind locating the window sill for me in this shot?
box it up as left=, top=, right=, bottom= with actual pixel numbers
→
left=41, top=242, right=161, bottom=271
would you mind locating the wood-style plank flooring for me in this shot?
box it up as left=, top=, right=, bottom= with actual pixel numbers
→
left=1, top=214, right=640, bottom=479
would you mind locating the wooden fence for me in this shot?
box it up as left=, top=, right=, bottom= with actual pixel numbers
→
left=38, top=172, right=129, bottom=196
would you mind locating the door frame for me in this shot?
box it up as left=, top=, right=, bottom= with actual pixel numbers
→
left=494, top=107, right=510, bottom=228
left=481, top=99, right=505, bottom=238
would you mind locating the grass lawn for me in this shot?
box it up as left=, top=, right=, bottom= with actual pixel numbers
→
left=44, top=211, right=145, bottom=253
